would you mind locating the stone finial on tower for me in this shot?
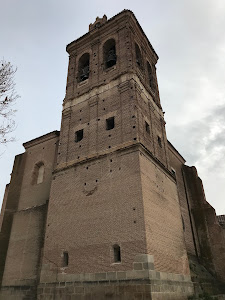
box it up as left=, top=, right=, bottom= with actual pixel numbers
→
left=89, top=15, right=107, bottom=31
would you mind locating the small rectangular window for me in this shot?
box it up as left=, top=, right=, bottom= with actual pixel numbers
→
left=75, top=129, right=83, bottom=142
left=157, top=136, right=162, bottom=148
left=171, top=168, right=176, bottom=178
left=63, top=251, right=69, bottom=267
left=113, top=245, right=121, bottom=263
left=145, top=121, right=150, bottom=134
left=106, top=117, right=115, bottom=130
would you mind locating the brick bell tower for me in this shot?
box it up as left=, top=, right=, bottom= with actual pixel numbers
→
left=39, top=10, right=193, bottom=299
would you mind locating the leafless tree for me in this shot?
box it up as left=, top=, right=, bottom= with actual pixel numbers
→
left=0, top=60, right=19, bottom=144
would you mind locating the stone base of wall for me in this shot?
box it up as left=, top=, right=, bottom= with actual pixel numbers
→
left=188, top=254, right=225, bottom=296
left=36, top=254, right=194, bottom=300
left=0, top=254, right=194, bottom=300
left=37, top=278, right=193, bottom=300
left=0, top=285, right=37, bottom=300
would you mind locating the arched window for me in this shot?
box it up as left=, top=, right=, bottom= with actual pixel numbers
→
left=113, top=244, right=121, bottom=263
left=147, top=61, right=155, bottom=91
left=135, top=43, right=143, bottom=69
left=78, top=53, right=90, bottom=82
left=32, top=162, right=44, bottom=185
left=37, top=164, right=44, bottom=184
left=103, top=39, right=117, bottom=69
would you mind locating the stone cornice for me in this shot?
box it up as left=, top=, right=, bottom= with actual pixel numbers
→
left=23, top=131, right=59, bottom=149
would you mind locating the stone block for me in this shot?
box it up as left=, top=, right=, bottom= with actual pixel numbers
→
left=44, top=287, right=51, bottom=294
left=172, top=274, right=178, bottom=282
left=134, top=254, right=154, bottom=263
left=84, top=293, right=92, bottom=300
left=151, top=284, right=160, bottom=292
left=89, top=273, right=96, bottom=281
left=38, top=289, right=44, bottom=296
left=107, top=272, right=117, bottom=280
left=66, top=285, right=74, bottom=294
left=117, top=271, right=127, bottom=280
left=71, top=295, right=83, bottom=300
left=136, top=284, right=145, bottom=292
left=126, top=270, right=135, bottom=279
left=133, top=263, right=143, bottom=270
left=75, top=286, right=84, bottom=294
left=144, top=262, right=155, bottom=270
left=42, top=264, right=50, bottom=270
left=155, top=272, right=160, bottom=279
left=95, top=272, right=107, bottom=281
left=57, top=273, right=65, bottom=282
left=148, top=270, right=156, bottom=279
left=134, top=292, right=144, bottom=299
left=166, top=273, right=174, bottom=281
left=132, top=270, right=149, bottom=279
left=160, top=272, right=167, bottom=280
left=184, top=275, right=191, bottom=282
left=79, top=273, right=90, bottom=281
left=145, top=284, right=151, bottom=293
left=177, top=274, right=184, bottom=281
left=68, top=273, right=81, bottom=282
left=43, top=275, right=54, bottom=283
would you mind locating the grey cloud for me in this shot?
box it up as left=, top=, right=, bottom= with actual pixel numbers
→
left=168, top=103, right=225, bottom=176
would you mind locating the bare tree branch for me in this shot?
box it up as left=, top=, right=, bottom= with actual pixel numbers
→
left=0, top=60, right=19, bottom=144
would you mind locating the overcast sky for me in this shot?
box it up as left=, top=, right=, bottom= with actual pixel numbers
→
left=0, top=0, right=225, bottom=215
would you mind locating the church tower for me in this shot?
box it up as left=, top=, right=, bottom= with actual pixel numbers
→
left=39, top=10, right=193, bottom=299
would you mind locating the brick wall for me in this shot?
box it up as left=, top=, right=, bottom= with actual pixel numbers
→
left=43, top=8, right=191, bottom=282
left=65, top=11, right=159, bottom=106
left=1, top=132, right=59, bottom=290
left=140, top=149, right=190, bottom=275
left=0, top=185, right=9, bottom=232
left=183, top=166, right=225, bottom=283
left=41, top=147, right=147, bottom=278
left=0, top=154, right=26, bottom=286
left=168, top=144, right=198, bottom=256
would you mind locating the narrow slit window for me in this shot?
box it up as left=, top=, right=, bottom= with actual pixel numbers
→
left=145, top=121, right=150, bottom=134
left=182, top=216, right=185, bottom=231
left=113, top=244, right=121, bottom=263
left=37, top=164, right=44, bottom=184
left=171, top=168, right=176, bottom=178
left=106, top=117, right=115, bottom=130
left=158, top=136, right=162, bottom=148
left=75, top=129, right=83, bottom=142
left=135, top=43, right=143, bottom=69
left=147, top=61, right=155, bottom=91
left=63, top=251, right=69, bottom=267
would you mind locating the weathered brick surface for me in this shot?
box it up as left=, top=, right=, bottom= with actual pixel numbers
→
left=0, top=132, right=59, bottom=293
left=168, top=143, right=199, bottom=256
left=36, top=276, right=193, bottom=300
left=0, top=185, right=9, bottom=231
left=18, top=132, right=59, bottom=210
left=182, top=166, right=225, bottom=283
left=42, top=148, right=146, bottom=275
left=140, top=150, right=190, bottom=275
left=0, top=153, right=27, bottom=286
left=1, top=9, right=225, bottom=300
